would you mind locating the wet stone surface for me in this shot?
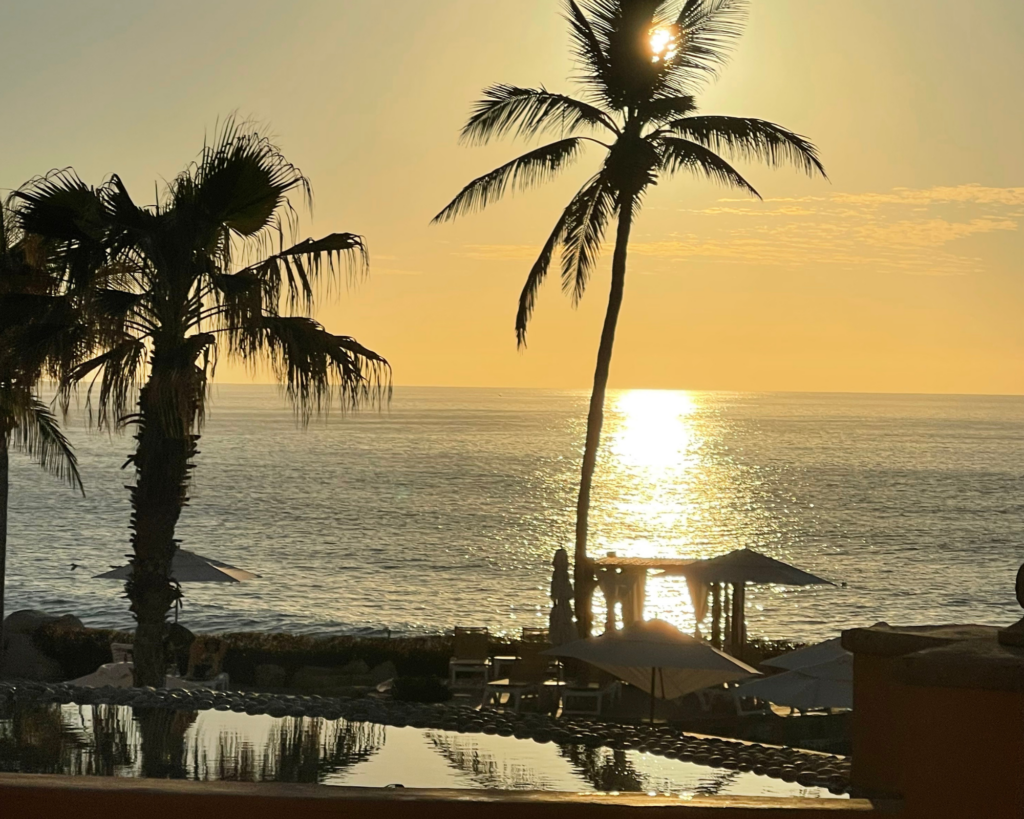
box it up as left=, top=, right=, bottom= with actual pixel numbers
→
left=0, top=680, right=851, bottom=795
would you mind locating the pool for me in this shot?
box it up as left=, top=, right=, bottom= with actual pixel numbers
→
left=0, top=702, right=846, bottom=799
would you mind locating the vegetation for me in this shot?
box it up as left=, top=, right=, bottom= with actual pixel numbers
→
left=435, top=0, right=826, bottom=636
left=15, top=119, right=390, bottom=685
left=32, top=626, right=486, bottom=689
left=0, top=197, right=85, bottom=648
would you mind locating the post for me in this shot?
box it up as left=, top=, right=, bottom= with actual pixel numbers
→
left=723, top=585, right=732, bottom=651
left=649, top=667, right=656, bottom=724
left=734, top=583, right=747, bottom=650
left=711, top=583, right=722, bottom=649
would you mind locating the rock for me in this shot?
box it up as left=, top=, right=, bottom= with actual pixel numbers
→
left=0, top=633, right=64, bottom=681
left=0, top=610, right=86, bottom=683
left=370, top=661, right=397, bottom=684
left=3, top=610, right=84, bottom=637
left=254, top=664, right=288, bottom=690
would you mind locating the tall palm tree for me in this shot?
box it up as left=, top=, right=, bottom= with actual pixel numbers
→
left=16, top=120, right=390, bottom=685
left=0, top=199, right=84, bottom=661
left=435, top=0, right=826, bottom=636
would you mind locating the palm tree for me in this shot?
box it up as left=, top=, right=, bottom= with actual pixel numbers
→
left=434, top=0, right=826, bottom=636
left=0, top=199, right=84, bottom=662
left=15, top=120, right=390, bottom=685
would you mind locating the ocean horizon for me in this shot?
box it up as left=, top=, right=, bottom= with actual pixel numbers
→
left=6, top=386, right=1024, bottom=642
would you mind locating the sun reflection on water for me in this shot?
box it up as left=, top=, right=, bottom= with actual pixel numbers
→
left=610, top=390, right=698, bottom=471
left=591, top=390, right=725, bottom=633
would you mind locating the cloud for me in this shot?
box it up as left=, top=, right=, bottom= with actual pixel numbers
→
left=655, top=184, right=1023, bottom=275
left=374, top=267, right=424, bottom=276
left=459, top=244, right=542, bottom=261
left=454, top=185, right=1022, bottom=277
left=832, top=185, right=1024, bottom=207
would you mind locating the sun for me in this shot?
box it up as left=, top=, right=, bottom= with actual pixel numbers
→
left=649, top=26, right=679, bottom=63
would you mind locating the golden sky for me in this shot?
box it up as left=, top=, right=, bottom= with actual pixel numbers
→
left=2, top=0, right=1022, bottom=394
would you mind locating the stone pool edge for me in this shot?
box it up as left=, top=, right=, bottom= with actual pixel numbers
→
left=0, top=774, right=888, bottom=819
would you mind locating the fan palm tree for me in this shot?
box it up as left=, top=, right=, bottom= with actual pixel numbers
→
left=0, top=199, right=84, bottom=659
left=15, top=120, right=390, bottom=684
left=434, top=0, right=826, bottom=637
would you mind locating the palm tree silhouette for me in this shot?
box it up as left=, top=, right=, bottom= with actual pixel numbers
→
left=15, top=119, right=390, bottom=684
left=435, top=0, right=826, bottom=635
left=0, top=197, right=84, bottom=657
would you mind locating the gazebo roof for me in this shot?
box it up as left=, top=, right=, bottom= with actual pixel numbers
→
left=593, top=549, right=833, bottom=587
left=687, top=549, right=833, bottom=587
left=592, top=556, right=698, bottom=574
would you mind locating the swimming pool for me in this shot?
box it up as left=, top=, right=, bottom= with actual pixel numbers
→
left=0, top=701, right=846, bottom=799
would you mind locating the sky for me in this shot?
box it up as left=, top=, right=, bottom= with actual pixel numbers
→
left=1, top=0, right=1023, bottom=394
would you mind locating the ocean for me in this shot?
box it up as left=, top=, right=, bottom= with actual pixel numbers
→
left=5, top=387, right=1024, bottom=643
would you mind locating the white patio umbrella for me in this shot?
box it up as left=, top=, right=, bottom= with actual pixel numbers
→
left=738, top=653, right=853, bottom=711
left=763, top=637, right=849, bottom=672
left=548, top=548, right=576, bottom=647
left=94, top=550, right=260, bottom=583
left=544, top=619, right=759, bottom=720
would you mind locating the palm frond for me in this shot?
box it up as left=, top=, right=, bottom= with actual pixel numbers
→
left=433, top=138, right=586, bottom=224
left=666, top=115, right=827, bottom=177
left=14, top=170, right=107, bottom=243
left=588, top=0, right=668, bottom=108
left=4, top=393, right=84, bottom=494
left=515, top=174, right=612, bottom=347
left=515, top=203, right=574, bottom=349
left=563, top=1, right=613, bottom=101
left=672, top=0, right=749, bottom=81
left=182, top=116, right=311, bottom=238
left=62, top=338, right=148, bottom=430
left=13, top=171, right=113, bottom=293
left=461, top=84, right=618, bottom=144
left=561, top=175, right=616, bottom=304
left=238, top=232, right=368, bottom=312
left=657, top=136, right=760, bottom=197
left=641, top=95, right=699, bottom=128
left=231, top=316, right=390, bottom=420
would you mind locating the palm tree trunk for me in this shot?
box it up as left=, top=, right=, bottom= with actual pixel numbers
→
left=128, top=363, right=198, bottom=687
left=0, top=436, right=8, bottom=671
left=574, top=194, right=636, bottom=638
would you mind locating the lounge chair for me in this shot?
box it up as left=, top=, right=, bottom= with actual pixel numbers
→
left=110, top=642, right=134, bottom=664
left=492, top=627, right=551, bottom=680
left=448, top=627, right=491, bottom=689
left=481, top=641, right=551, bottom=713
left=183, top=636, right=230, bottom=691
left=520, top=627, right=549, bottom=644
left=559, top=667, right=621, bottom=717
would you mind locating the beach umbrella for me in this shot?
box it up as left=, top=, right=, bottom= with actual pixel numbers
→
left=549, top=548, right=576, bottom=646
left=545, top=619, right=758, bottom=720
left=687, top=549, right=834, bottom=652
left=94, top=550, right=260, bottom=583
left=738, top=654, right=853, bottom=711
left=762, top=637, right=849, bottom=672
left=690, top=549, right=832, bottom=587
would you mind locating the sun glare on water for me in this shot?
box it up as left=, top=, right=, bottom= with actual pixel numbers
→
left=596, top=390, right=716, bottom=632
left=611, top=390, right=698, bottom=471
left=649, top=26, right=679, bottom=63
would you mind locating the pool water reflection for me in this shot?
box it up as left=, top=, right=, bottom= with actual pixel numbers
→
left=0, top=704, right=842, bottom=799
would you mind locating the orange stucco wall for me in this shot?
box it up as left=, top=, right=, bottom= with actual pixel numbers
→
left=851, top=654, right=1024, bottom=818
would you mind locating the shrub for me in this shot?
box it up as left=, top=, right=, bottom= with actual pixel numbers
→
left=31, top=626, right=516, bottom=689
left=218, top=633, right=467, bottom=687
left=32, top=626, right=134, bottom=680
